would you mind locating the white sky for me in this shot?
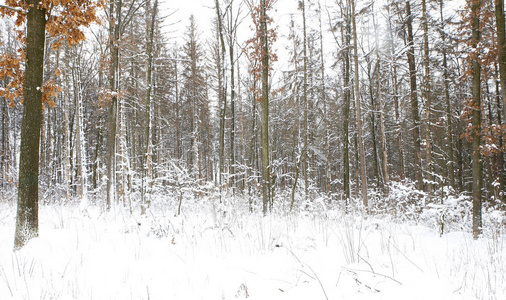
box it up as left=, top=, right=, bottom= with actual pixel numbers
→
left=160, top=0, right=326, bottom=79
left=160, top=0, right=465, bottom=79
left=160, top=0, right=300, bottom=42
left=159, top=0, right=216, bottom=40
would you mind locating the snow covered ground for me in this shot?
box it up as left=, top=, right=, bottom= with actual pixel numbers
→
left=0, top=192, right=505, bottom=299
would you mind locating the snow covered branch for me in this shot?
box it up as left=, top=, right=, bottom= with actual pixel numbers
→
left=0, top=4, right=26, bottom=14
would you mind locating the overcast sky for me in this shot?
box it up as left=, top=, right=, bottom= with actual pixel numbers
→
left=159, top=0, right=216, bottom=40
left=159, top=0, right=315, bottom=76
left=160, top=0, right=299, bottom=42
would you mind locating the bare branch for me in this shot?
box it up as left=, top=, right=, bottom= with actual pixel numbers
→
left=0, top=4, right=26, bottom=14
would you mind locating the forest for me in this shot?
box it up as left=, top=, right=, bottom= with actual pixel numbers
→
left=0, top=0, right=505, bottom=298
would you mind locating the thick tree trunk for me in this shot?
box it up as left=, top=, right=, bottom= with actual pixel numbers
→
left=495, top=0, right=506, bottom=201
left=496, top=0, right=506, bottom=122
left=106, top=0, right=122, bottom=210
left=471, top=0, right=482, bottom=239
left=14, top=0, right=46, bottom=249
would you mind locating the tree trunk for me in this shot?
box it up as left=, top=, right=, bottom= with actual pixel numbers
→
left=368, top=65, right=381, bottom=187
left=495, top=0, right=506, bottom=201
left=302, top=0, right=309, bottom=201
left=495, top=69, right=505, bottom=201
left=215, top=0, right=227, bottom=194
left=0, top=90, right=7, bottom=198
left=317, top=0, right=331, bottom=194
left=406, top=0, right=423, bottom=191
left=63, top=47, right=72, bottom=202
left=14, top=0, right=46, bottom=249
left=496, top=0, right=506, bottom=123
left=372, top=3, right=389, bottom=187
left=387, top=3, right=405, bottom=180
left=73, top=51, right=87, bottom=202
left=440, top=0, right=455, bottom=190
left=260, top=0, right=271, bottom=214
left=422, top=0, right=433, bottom=194
left=175, top=55, right=181, bottom=159
left=238, top=53, right=246, bottom=192
left=471, top=0, right=482, bottom=239
left=351, top=0, right=368, bottom=208
left=228, top=4, right=236, bottom=193
left=106, top=0, right=122, bottom=210
left=142, top=0, right=157, bottom=214
left=343, top=2, right=351, bottom=201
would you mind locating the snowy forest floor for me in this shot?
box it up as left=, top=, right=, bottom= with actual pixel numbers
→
left=1, top=184, right=506, bottom=299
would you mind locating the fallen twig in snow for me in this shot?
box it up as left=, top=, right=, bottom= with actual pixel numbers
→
left=388, top=238, right=424, bottom=273
left=345, top=267, right=403, bottom=286
left=281, top=245, right=329, bottom=300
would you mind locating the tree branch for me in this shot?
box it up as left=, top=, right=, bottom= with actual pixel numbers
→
left=0, top=4, right=26, bottom=14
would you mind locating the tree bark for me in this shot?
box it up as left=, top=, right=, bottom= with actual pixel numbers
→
left=62, top=47, right=72, bottom=201
left=142, top=0, right=157, bottom=214
left=302, top=0, right=309, bottom=201
left=14, top=0, right=46, bottom=249
left=215, top=0, right=227, bottom=195
left=351, top=0, right=368, bottom=208
left=496, top=0, right=506, bottom=123
left=440, top=0, right=455, bottom=190
left=495, top=0, right=506, bottom=201
left=387, top=3, right=405, bottom=180
left=372, top=3, right=389, bottom=187
left=368, top=64, right=381, bottom=187
left=0, top=89, right=7, bottom=198
left=494, top=68, right=505, bottom=201
left=406, top=0, right=423, bottom=191
left=317, top=0, right=331, bottom=194
left=106, top=0, right=122, bottom=210
left=422, top=0, right=433, bottom=194
left=228, top=3, right=237, bottom=193
left=471, top=0, right=482, bottom=239
left=72, top=50, right=87, bottom=202
left=342, top=1, right=351, bottom=201
left=260, top=0, right=271, bottom=214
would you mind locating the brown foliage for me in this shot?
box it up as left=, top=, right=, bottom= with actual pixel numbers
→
left=458, top=0, right=506, bottom=154
left=244, top=0, right=279, bottom=102
left=0, top=53, right=24, bottom=107
left=0, top=0, right=102, bottom=107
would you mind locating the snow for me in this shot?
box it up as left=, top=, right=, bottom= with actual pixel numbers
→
left=0, top=191, right=505, bottom=299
